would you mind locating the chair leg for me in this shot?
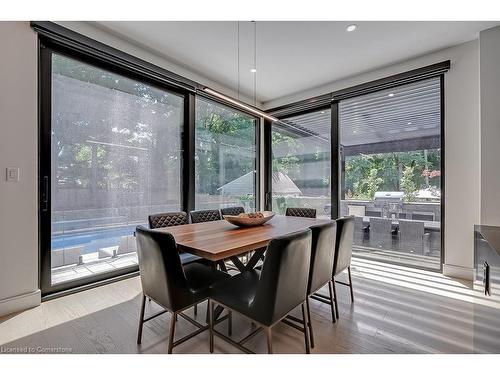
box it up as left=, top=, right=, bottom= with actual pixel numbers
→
left=218, top=261, right=228, bottom=272
left=332, top=277, right=340, bottom=320
left=348, top=266, right=355, bottom=303
left=328, top=280, right=336, bottom=323
left=228, top=310, right=233, bottom=336
left=209, top=300, right=214, bottom=353
left=305, top=297, right=314, bottom=348
left=301, top=302, right=311, bottom=354
left=168, top=312, right=176, bottom=354
left=194, top=303, right=198, bottom=315
left=266, top=327, right=273, bottom=354
left=137, top=294, right=146, bottom=344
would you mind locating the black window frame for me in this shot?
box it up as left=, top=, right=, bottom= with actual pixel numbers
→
left=194, top=93, right=261, bottom=213
left=266, top=63, right=448, bottom=272
left=36, top=25, right=261, bottom=299
left=264, top=105, right=335, bottom=218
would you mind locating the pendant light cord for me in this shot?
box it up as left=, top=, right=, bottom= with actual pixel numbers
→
left=253, top=21, right=257, bottom=107
left=237, top=21, right=240, bottom=101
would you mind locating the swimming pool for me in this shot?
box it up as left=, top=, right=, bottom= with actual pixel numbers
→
left=51, top=225, right=141, bottom=254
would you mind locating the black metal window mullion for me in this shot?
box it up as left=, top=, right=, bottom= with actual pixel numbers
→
left=263, top=119, right=273, bottom=211
left=183, top=93, right=196, bottom=215
left=331, top=101, right=340, bottom=220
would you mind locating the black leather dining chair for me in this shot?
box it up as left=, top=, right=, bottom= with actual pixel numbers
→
left=135, top=226, right=230, bottom=353
left=148, top=211, right=208, bottom=315
left=189, top=209, right=228, bottom=271
left=148, top=211, right=202, bottom=266
left=311, top=216, right=355, bottom=322
left=332, top=216, right=355, bottom=316
left=148, top=211, right=188, bottom=228
left=304, top=222, right=337, bottom=346
left=209, top=229, right=312, bottom=354
left=190, top=209, right=222, bottom=223
left=282, top=222, right=336, bottom=348
left=286, top=207, right=317, bottom=218
left=220, top=206, right=245, bottom=216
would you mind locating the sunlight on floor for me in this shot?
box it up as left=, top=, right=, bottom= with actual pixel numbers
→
left=352, top=258, right=500, bottom=309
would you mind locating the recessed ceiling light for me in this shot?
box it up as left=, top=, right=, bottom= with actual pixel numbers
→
left=353, top=130, right=357, bottom=134
left=407, top=121, right=412, bottom=125
left=388, top=93, right=395, bottom=97
left=250, top=68, right=257, bottom=73
left=346, top=24, right=357, bottom=32
left=320, top=111, right=325, bottom=114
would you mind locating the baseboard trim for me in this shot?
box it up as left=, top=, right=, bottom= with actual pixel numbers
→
left=442, top=263, right=474, bottom=280
left=0, top=289, right=41, bottom=317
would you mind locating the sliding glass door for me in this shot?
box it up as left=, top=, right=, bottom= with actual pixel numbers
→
left=41, top=48, right=184, bottom=293
left=195, top=97, right=259, bottom=211
left=339, top=77, right=442, bottom=270
left=270, top=109, right=331, bottom=219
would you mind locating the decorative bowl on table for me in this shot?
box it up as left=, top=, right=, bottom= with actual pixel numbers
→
left=223, top=211, right=275, bottom=227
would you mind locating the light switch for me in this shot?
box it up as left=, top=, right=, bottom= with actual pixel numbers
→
left=6, top=167, right=19, bottom=182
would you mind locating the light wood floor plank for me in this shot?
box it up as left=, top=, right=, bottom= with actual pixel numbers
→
left=1, top=259, right=499, bottom=354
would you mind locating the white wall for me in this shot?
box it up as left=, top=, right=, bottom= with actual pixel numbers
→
left=0, top=22, right=40, bottom=315
left=480, top=26, right=500, bottom=226
left=264, top=41, right=482, bottom=279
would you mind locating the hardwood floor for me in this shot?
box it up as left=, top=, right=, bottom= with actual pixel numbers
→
left=1, top=258, right=499, bottom=354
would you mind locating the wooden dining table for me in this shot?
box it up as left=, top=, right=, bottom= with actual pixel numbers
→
left=154, top=215, right=332, bottom=272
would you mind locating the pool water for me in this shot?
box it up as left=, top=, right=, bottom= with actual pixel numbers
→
left=51, top=225, right=140, bottom=254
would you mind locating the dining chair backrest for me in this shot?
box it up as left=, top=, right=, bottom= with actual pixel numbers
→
left=348, top=205, right=366, bottom=217
left=354, top=216, right=365, bottom=232
left=135, top=226, right=187, bottom=310
left=190, top=209, right=222, bottom=223
left=333, top=216, right=355, bottom=277
left=398, top=219, right=425, bottom=241
left=220, top=206, right=245, bottom=216
left=148, top=211, right=188, bottom=229
left=308, top=222, right=336, bottom=295
left=354, top=216, right=365, bottom=244
left=412, top=212, right=435, bottom=221
left=253, top=229, right=312, bottom=326
left=285, top=207, right=317, bottom=218
left=369, top=217, right=392, bottom=237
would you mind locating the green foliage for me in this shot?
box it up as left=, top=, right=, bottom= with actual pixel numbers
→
left=400, top=165, right=418, bottom=202
left=344, top=150, right=440, bottom=201
left=353, top=168, right=383, bottom=200
left=194, top=98, right=256, bottom=195
left=271, top=131, right=300, bottom=175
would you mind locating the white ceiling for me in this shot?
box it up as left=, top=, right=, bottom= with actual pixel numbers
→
left=93, top=21, right=499, bottom=105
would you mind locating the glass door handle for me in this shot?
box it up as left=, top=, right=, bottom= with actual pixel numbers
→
left=41, top=175, right=48, bottom=212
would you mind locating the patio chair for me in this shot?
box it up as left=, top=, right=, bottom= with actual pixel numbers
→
left=348, top=205, right=366, bottom=217
left=411, top=212, right=435, bottom=221
left=398, top=219, right=430, bottom=255
left=369, top=217, right=393, bottom=249
left=353, top=216, right=367, bottom=246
